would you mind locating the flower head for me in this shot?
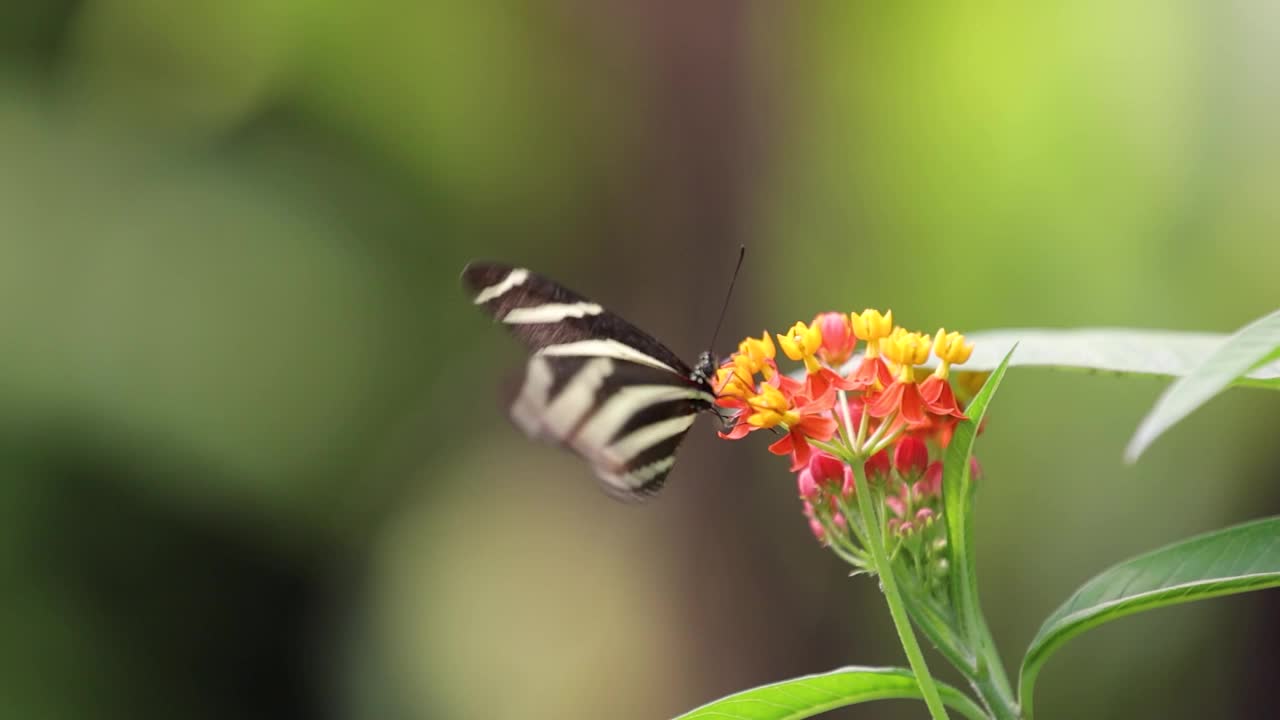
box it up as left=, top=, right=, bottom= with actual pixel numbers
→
left=713, top=309, right=982, bottom=561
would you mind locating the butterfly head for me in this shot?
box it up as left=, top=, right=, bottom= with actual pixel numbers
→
left=691, top=350, right=719, bottom=389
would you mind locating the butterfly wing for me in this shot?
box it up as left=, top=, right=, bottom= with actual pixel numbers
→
left=463, top=262, right=714, bottom=500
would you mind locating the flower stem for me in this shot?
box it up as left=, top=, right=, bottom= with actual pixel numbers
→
left=851, top=463, right=951, bottom=720
left=965, top=621, right=1020, bottom=720
left=890, top=573, right=977, bottom=676
left=970, top=659, right=1020, bottom=720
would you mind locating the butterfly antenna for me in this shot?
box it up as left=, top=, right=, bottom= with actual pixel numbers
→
left=707, top=245, right=746, bottom=352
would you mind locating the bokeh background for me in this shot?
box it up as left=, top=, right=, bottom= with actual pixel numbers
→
left=3, top=2, right=1278, bottom=718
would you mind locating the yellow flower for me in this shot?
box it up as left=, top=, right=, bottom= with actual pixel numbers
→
left=851, top=309, right=894, bottom=358
left=777, top=321, right=823, bottom=373
left=882, top=328, right=932, bottom=382
left=931, top=329, right=974, bottom=379
left=746, top=384, right=797, bottom=428
left=715, top=364, right=755, bottom=400
left=737, top=331, right=777, bottom=378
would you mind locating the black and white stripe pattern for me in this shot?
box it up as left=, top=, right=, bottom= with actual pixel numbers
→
left=463, top=261, right=717, bottom=501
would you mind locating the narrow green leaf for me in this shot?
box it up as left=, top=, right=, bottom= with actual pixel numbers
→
left=674, top=666, right=989, bottom=720
left=1125, top=308, right=1280, bottom=462
left=1019, top=516, right=1280, bottom=719
left=944, top=347, right=1015, bottom=645
left=920, top=328, right=1280, bottom=387
left=824, top=328, right=1280, bottom=392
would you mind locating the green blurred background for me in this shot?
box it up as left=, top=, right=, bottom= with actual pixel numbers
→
left=2, top=2, right=1278, bottom=718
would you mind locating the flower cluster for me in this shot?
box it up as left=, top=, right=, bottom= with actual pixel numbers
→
left=715, top=310, right=983, bottom=583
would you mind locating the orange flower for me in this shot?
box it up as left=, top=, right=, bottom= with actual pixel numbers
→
left=919, top=329, right=971, bottom=419
left=851, top=309, right=895, bottom=390
left=866, top=328, right=932, bottom=430
left=778, top=320, right=860, bottom=397
left=766, top=387, right=839, bottom=471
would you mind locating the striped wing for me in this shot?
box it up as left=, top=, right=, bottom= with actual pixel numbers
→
left=463, top=262, right=715, bottom=500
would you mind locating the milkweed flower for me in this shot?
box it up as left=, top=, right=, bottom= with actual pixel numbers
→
left=866, top=328, right=933, bottom=431
left=918, top=329, right=973, bottom=420
left=715, top=307, right=987, bottom=582
left=715, top=367, right=840, bottom=471
left=778, top=321, right=823, bottom=374
left=761, top=388, right=840, bottom=471
left=738, top=331, right=778, bottom=379
left=851, top=309, right=895, bottom=390
left=778, top=319, right=860, bottom=397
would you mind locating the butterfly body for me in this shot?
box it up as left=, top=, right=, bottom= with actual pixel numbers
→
left=463, top=262, right=718, bottom=501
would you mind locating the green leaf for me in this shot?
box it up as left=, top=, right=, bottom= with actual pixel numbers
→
left=821, top=327, right=1280, bottom=393
left=673, top=666, right=989, bottom=720
left=1125, top=308, right=1280, bottom=462
left=943, top=347, right=1015, bottom=646
left=1019, top=516, right=1280, bottom=719
left=926, top=328, right=1280, bottom=387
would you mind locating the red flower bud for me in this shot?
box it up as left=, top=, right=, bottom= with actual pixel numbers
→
left=893, top=436, right=929, bottom=477
left=808, top=451, right=841, bottom=481
left=808, top=452, right=851, bottom=497
left=864, top=450, right=890, bottom=483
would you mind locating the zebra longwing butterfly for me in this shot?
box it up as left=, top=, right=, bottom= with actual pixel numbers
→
left=463, top=261, right=724, bottom=501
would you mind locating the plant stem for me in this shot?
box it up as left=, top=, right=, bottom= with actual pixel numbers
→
left=966, top=621, right=1020, bottom=720
left=891, top=574, right=977, bottom=676
left=817, top=512, right=869, bottom=568
left=851, top=463, right=951, bottom=720
left=969, top=659, right=1020, bottom=720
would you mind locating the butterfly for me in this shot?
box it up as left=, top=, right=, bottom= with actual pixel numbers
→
left=462, top=260, right=735, bottom=501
